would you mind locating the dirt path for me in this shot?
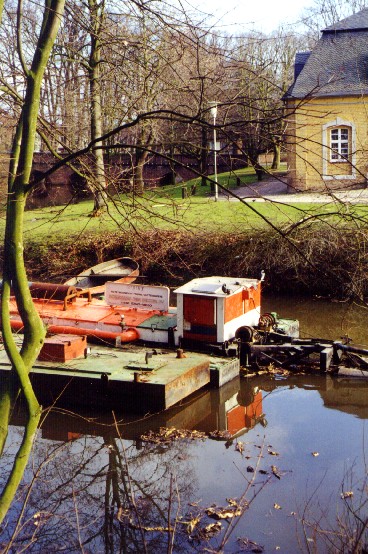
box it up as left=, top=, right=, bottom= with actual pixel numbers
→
left=220, top=176, right=368, bottom=203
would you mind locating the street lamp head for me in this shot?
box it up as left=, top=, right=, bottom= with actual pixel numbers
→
left=208, top=101, right=218, bottom=118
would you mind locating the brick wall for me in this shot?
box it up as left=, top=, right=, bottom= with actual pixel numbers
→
left=23, top=151, right=248, bottom=209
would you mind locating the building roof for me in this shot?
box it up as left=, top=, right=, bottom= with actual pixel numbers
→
left=286, top=8, right=368, bottom=99
left=294, top=52, right=311, bottom=81
left=323, top=7, right=368, bottom=32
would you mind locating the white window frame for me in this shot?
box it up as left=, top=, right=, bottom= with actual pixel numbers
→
left=330, top=127, right=349, bottom=162
left=322, top=118, right=356, bottom=180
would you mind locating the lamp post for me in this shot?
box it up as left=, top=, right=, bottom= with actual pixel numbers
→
left=209, top=101, right=218, bottom=201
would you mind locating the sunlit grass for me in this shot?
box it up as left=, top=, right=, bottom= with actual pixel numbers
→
left=16, top=199, right=367, bottom=246
left=0, top=164, right=366, bottom=245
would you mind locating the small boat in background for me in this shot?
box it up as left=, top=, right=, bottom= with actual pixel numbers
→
left=64, top=257, right=139, bottom=293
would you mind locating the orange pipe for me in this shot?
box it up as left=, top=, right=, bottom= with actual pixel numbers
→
left=9, top=320, right=24, bottom=332
left=9, top=319, right=139, bottom=342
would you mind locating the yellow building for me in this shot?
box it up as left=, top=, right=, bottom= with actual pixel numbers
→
left=284, top=9, right=368, bottom=191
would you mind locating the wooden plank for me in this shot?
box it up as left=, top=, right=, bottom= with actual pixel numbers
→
left=250, top=344, right=316, bottom=353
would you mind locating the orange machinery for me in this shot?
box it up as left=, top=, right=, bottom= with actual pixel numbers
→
left=7, top=276, right=262, bottom=351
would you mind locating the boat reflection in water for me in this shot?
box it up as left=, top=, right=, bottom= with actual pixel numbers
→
left=4, top=373, right=368, bottom=554
left=8, top=376, right=263, bottom=443
left=10, top=372, right=367, bottom=443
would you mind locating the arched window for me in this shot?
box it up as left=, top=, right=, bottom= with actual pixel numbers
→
left=322, top=118, right=356, bottom=180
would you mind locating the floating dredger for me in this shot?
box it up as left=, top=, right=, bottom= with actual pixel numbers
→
left=8, top=276, right=274, bottom=351
left=4, top=273, right=364, bottom=412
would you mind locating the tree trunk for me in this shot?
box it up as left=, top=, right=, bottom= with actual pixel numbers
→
left=134, top=130, right=153, bottom=194
left=271, top=141, right=281, bottom=170
left=0, top=0, right=65, bottom=524
left=134, top=147, right=148, bottom=194
left=248, top=154, right=264, bottom=181
left=88, top=0, right=107, bottom=214
left=2, top=0, right=65, bottom=387
left=255, top=166, right=264, bottom=181
left=0, top=404, right=40, bottom=521
left=168, top=144, right=176, bottom=186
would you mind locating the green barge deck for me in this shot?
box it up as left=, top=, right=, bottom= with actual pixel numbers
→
left=0, top=341, right=240, bottom=412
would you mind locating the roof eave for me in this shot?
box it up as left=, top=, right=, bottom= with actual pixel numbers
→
left=285, top=91, right=368, bottom=100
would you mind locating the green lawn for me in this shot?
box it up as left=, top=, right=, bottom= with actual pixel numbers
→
left=0, top=166, right=366, bottom=245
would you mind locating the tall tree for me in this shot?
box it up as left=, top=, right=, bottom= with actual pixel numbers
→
left=221, top=30, right=302, bottom=178
left=301, top=0, right=368, bottom=44
left=0, top=0, right=65, bottom=523
left=87, top=0, right=107, bottom=211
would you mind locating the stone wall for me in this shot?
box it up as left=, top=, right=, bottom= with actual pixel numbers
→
left=285, top=97, right=368, bottom=191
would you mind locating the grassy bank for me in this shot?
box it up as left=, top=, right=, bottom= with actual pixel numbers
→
left=0, top=166, right=367, bottom=301
left=17, top=226, right=368, bottom=302
left=17, top=198, right=329, bottom=241
left=3, top=185, right=367, bottom=244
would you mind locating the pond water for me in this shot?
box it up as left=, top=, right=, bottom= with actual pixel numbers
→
left=262, top=293, right=368, bottom=345
left=0, top=296, right=368, bottom=553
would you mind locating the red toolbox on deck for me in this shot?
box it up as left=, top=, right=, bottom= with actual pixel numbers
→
left=38, top=334, right=87, bottom=362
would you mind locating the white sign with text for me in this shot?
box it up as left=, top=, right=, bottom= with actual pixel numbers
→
left=105, top=282, right=169, bottom=311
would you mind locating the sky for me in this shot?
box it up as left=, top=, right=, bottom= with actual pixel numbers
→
left=193, top=0, right=313, bottom=34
